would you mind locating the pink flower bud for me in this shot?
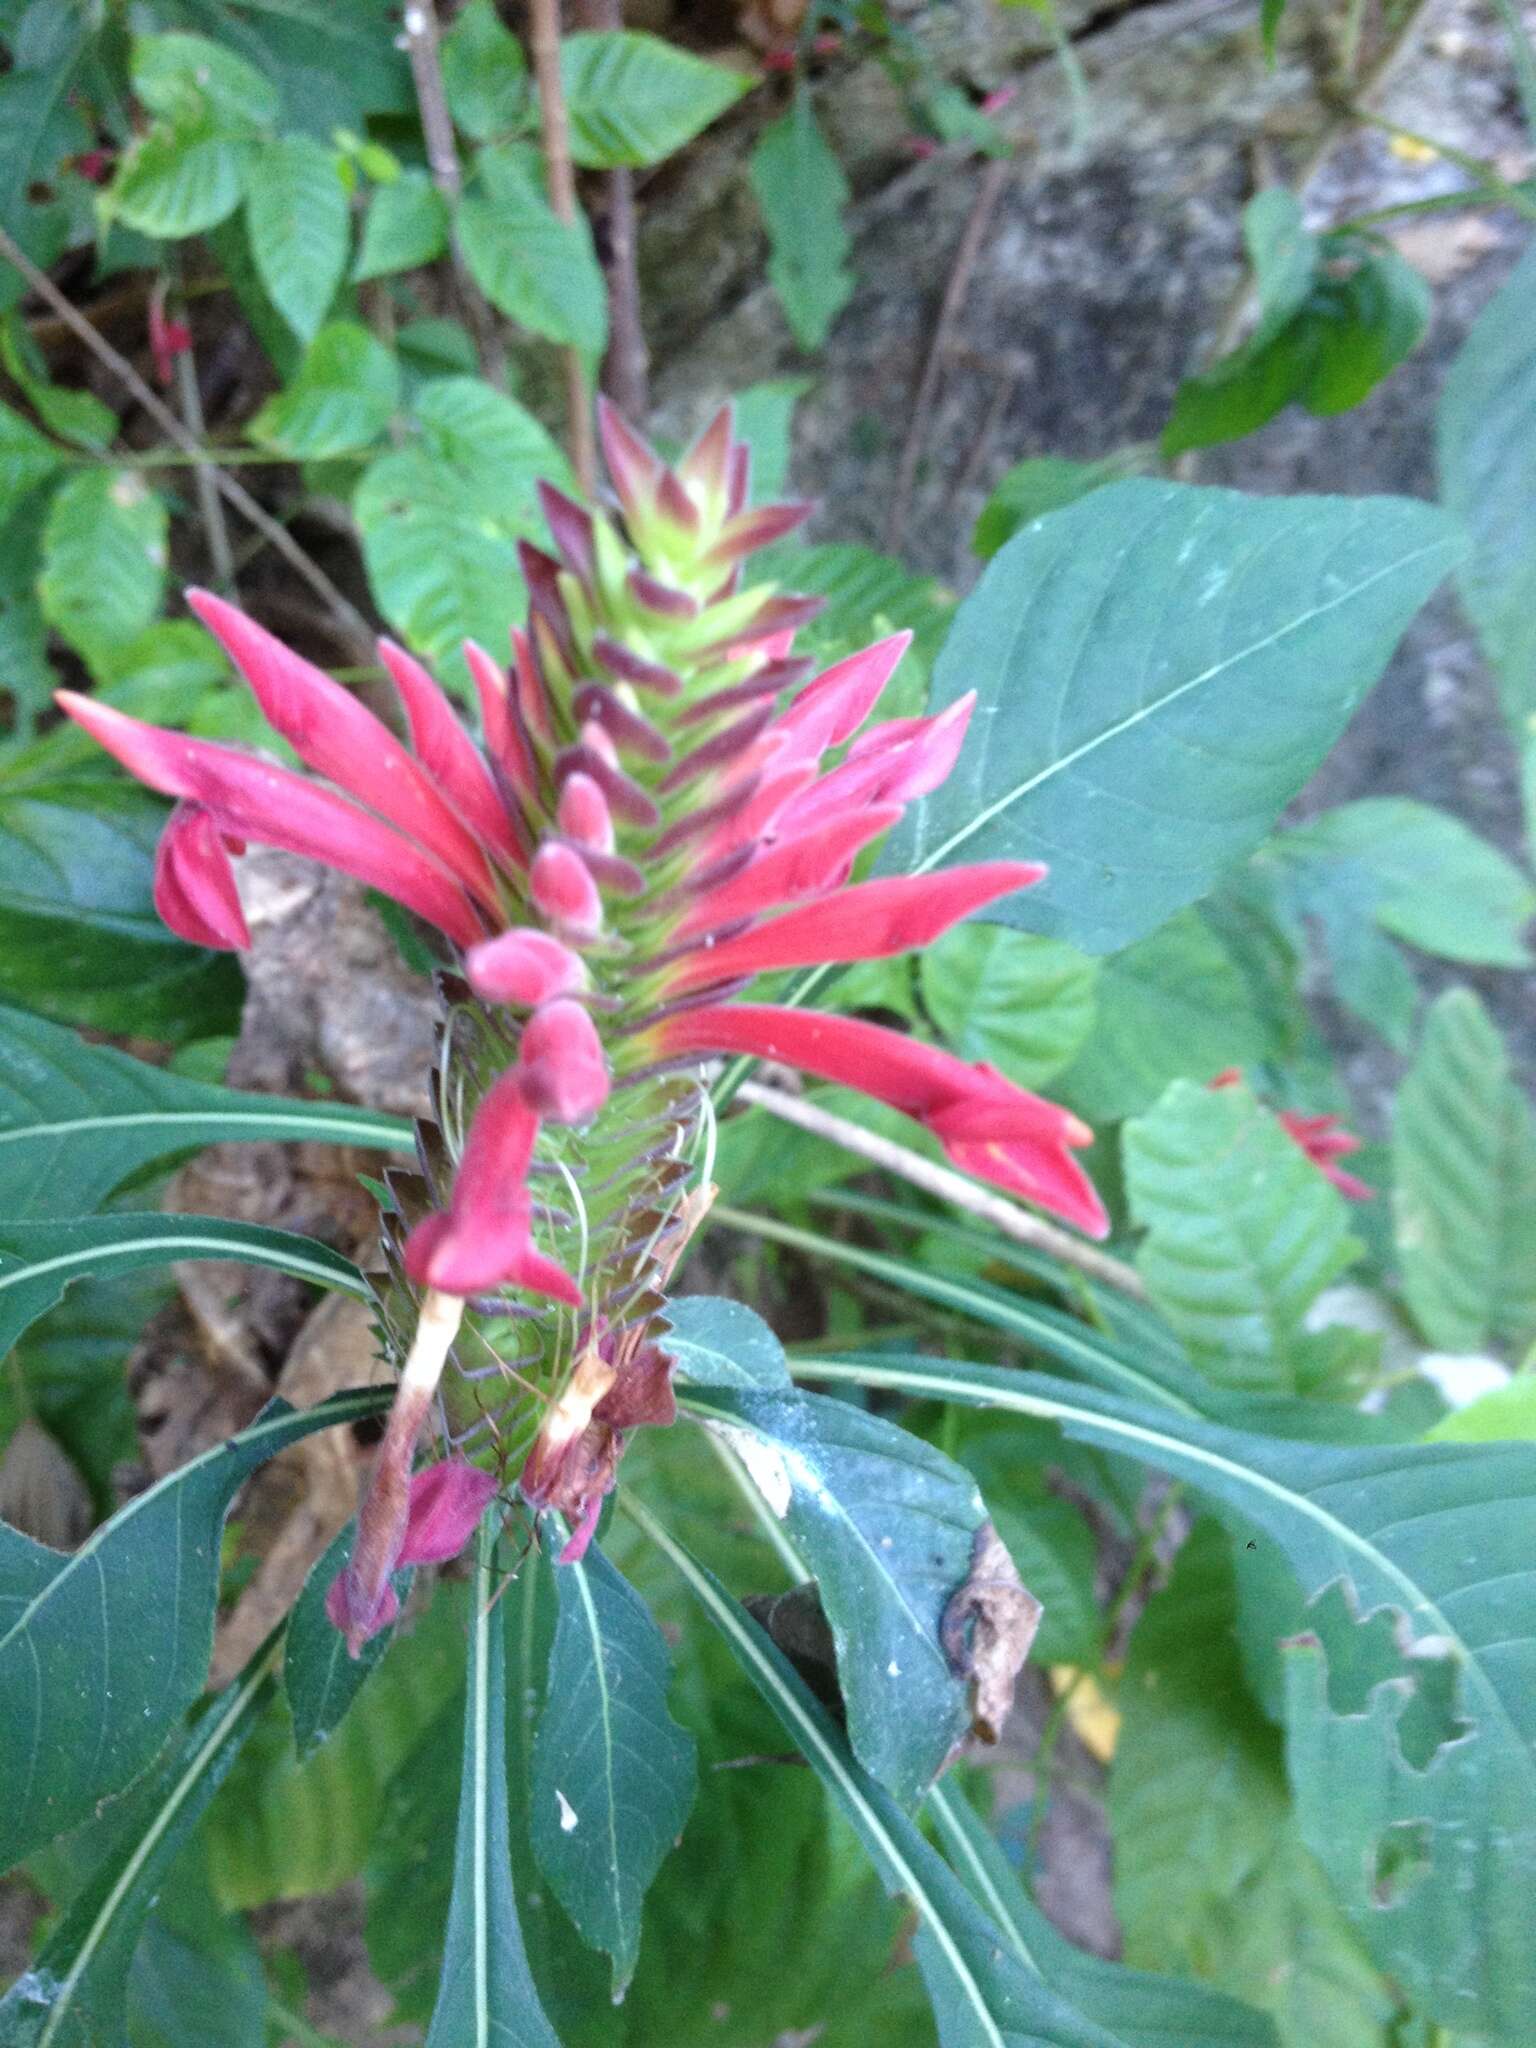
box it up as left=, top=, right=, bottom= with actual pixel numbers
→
left=531, top=840, right=603, bottom=941
left=557, top=772, right=615, bottom=853
left=517, top=998, right=609, bottom=1123
left=467, top=928, right=588, bottom=1007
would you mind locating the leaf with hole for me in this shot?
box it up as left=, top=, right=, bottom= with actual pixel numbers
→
left=881, top=481, right=1461, bottom=954
left=529, top=1534, right=697, bottom=1994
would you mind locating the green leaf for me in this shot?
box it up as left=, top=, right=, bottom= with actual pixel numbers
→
left=0, top=1211, right=367, bottom=1361
left=882, top=481, right=1461, bottom=954
left=679, top=1383, right=986, bottom=1806
left=1296, top=243, right=1430, bottom=416
left=352, top=169, right=448, bottom=281
left=729, top=378, right=812, bottom=503
left=628, top=1496, right=1136, bottom=2048
left=666, top=1293, right=792, bottom=1391
left=425, top=1514, right=560, bottom=2048
left=247, top=321, right=399, bottom=457
left=0, top=1631, right=280, bottom=2048
left=1391, top=988, right=1510, bottom=1352
left=1124, top=1078, right=1360, bottom=1394
left=560, top=33, right=752, bottom=168
left=1263, top=795, right=1535, bottom=969
left=0, top=780, right=241, bottom=1042
left=355, top=375, right=566, bottom=675
left=125, top=1839, right=268, bottom=2048
left=529, top=1533, right=697, bottom=1994
left=0, top=322, right=117, bottom=453
left=973, top=454, right=1141, bottom=560
left=457, top=144, right=607, bottom=353
left=920, top=927, right=1098, bottom=1088
left=109, top=124, right=251, bottom=239
left=750, top=95, right=853, bottom=351
left=1439, top=242, right=1536, bottom=728
left=1108, top=1524, right=1397, bottom=2048
left=0, top=1387, right=387, bottom=1875
left=283, top=1520, right=410, bottom=1761
left=930, top=1779, right=1279, bottom=2048
left=0, top=400, right=66, bottom=510
left=1428, top=1374, right=1536, bottom=1442
left=441, top=0, right=530, bottom=142
left=0, top=1001, right=411, bottom=1221
left=130, top=32, right=280, bottom=134
left=38, top=469, right=168, bottom=664
left=1244, top=190, right=1321, bottom=345
left=243, top=135, right=350, bottom=342
left=3, top=1269, right=157, bottom=1518
left=1060, top=908, right=1274, bottom=1122
left=803, top=1350, right=1536, bottom=2041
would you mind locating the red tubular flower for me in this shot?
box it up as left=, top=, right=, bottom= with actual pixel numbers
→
left=58, top=397, right=1110, bottom=1644
left=1210, top=1070, right=1374, bottom=1200
left=148, top=291, right=192, bottom=386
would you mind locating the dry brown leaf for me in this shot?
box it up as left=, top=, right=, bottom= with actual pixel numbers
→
left=940, top=1519, right=1043, bottom=1745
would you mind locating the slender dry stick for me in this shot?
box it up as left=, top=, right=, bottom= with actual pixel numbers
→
left=172, top=323, right=237, bottom=596
left=573, top=0, right=649, bottom=418
left=530, top=0, right=598, bottom=492
left=0, top=225, right=374, bottom=657
left=735, top=1077, right=1147, bottom=1300
left=884, top=156, right=1011, bottom=555
left=401, top=0, right=511, bottom=392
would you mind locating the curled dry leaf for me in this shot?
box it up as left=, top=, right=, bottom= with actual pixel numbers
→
left=940, top=1519, right=1042, bottom=1745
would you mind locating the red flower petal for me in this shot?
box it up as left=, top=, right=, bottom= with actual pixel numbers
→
left=396, top=1460, right=501, bottom=1567
left=678, top=805, right=902, bottom=935
left=55, top=692, right=482, bottom=946
left=377, top=637, right=522, bottom=864
left=153, top=802, right=250, bottom=950
left=187, top=592, right=496, bottom=905
left=668, top=863, right=1044, bottom=989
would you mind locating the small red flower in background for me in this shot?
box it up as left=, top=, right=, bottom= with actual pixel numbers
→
left=59, top=401, right=1108, bottom=1645
left=148, top=288, right=192, bottom=387
left=1210, top=1069, right=1374, bottom=1201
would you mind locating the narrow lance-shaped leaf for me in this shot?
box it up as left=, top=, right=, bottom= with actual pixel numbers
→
left=425, top=1512, right=561, bottom=2048
left=0, top=1001, right=412, bottom=1221
left=881, top=481, right=1462, bottom=953
left=0, top=1386, right=390, bottom=1875
left=284, top=1518, right=411, bottom=1762
left=528, top=1530, right=697, bottom=1996
left=798, top=1351, right=1536, bottom=2042
left=749, top=94, right=853, bottom=351
left=624, top=1495, right=1127, bottom=2048
left=0, top=1629, right=282, bottom=2048
left=681, top=1381, right=987, bottom=1807
left=0, top=1212, right=368, bottom=1361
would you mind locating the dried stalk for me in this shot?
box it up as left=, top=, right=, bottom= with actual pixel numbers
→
left=529, top=0, right=598, bottom=491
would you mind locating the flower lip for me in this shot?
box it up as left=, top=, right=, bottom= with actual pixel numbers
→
left=154, top=802, right=250, bottom=951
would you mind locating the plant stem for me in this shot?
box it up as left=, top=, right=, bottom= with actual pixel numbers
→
left=573, top=0, right=649, bottom=418
left=0, top=224, right=375, bottom=659
left=172, top=312, right=237, bottom=596
left=530, top=0, right=598, bottom=491
left=735, top=1078, right=1147, bottom=1300
left=403, top=0, right=510, bottom=391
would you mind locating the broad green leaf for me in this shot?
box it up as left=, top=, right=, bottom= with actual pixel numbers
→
left=1264, top=797, right=1534, bottom=968
left=247, top=321, right=399, bottom=457
left=666, top=1293, right=792, bottom=1391
left=166, top=0, right=410, bottom=137
left=920, top=927, right=1098, bottom=1087
left=0, top=780, right=241, bottom=1041
left=750, top=95, right=853, bottom=351
left=1296, top=244, right=1430, bottom=415
left=109, top=124, right=251, bottom=239
left=930, top=1780, right=1278, bottom=2048
left=973, top=454, right=1141, bottom=560
left=0, top=401, right=66, bottom=510
left=1428, top=1374, right=1536, bottom=1442
left=1392, top=988, right=1509, bottom=1351
left=0, top=1000, right=410, bottom=1220
left=802, top=1350, right=1536, bottom=2040
left=425, top=1514, right=560, bottom=2048
left=125, top=1840, right=267, bottom=2048
left=0, top=1387, right=388, bottom=1874
left=457, top=145, right=607, bottom=354
left=207, top=1585, right=464, bottom=1908
left=1242, top=190, right=1320, bottom=345
left=882, top=482, right=1461, bottom=954
left=352, top=169, right=448, bottom=281
left=1437, top=241, right=1536, bottom=728
left=679, top=1382, right=986, bottom=1806
left=728, top=378, right=812, bottom=503
left=282, top=1520, right=410, bottom=1761
left=0, top=58, right=88, bottom=306
left=560, top=33, right=752, bottom=168
left=38, top=469, right=167, bottom=664
left=243, top=135, right=350, bottom=342
left=0, top=1630, right=279, bottom=2048
left=1124, top=1078, right=1360, bottom=1394
left=529, top=1533, right=697, bottom=1994
left=628, top=1496, right=1132, bottom=2048
left=355, top=376, right=566, bottom=675
left=0, top=322, right=117, bottom=453
left=1493, top=1083, right=1536, bottom=1357
left=1108, top=1524, right=1399, bottom=2048
left=130, top=32, right=280, bottom=133
left=0, top=1210, right=366, bottom=1360
left=1060, top=908, right=1274, bottom=1122
left=441, top=0, right=530, bottom=141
